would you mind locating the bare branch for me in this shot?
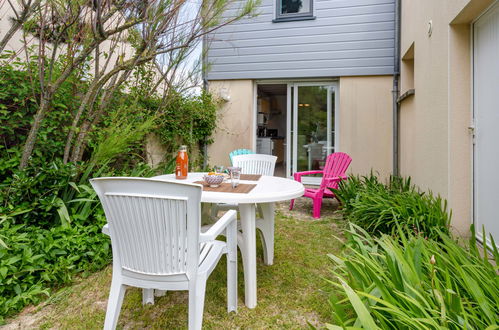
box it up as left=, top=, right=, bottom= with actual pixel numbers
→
left=0, top=0, right=41, bottom=53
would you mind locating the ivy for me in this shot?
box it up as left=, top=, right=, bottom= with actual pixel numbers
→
left=154, top=91, right=218, bottom=167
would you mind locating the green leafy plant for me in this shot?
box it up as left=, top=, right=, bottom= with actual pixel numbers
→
left=327, top=224, right=499, bottom=329
left=1, top=161, right=80, bottom=227
left=335, top=173, right=450, bottom=239
left=0, top=210, right=110, bottom=322
left=0, top=55, right=82, bottom=175
left=153, top=91, right=218, bottom=169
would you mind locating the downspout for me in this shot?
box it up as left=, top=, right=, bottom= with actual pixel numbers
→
left=202, top=33, right=209, bottom=169
left=392, top=0, right=401, bottom=176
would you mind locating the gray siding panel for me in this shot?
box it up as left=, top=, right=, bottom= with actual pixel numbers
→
left=206, top=0, right=395, bottom=80
left=212, top=48, right=394, bottom=65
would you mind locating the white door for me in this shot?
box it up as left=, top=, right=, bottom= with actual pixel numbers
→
left=473, top=2, right=499, bottom=246
left=286, top=83, right=338, bottom=184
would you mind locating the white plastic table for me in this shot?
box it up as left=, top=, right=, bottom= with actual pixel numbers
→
left=154, top=173, right=304, bottom=308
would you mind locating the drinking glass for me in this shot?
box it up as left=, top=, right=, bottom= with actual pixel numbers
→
left=230, top=167, right=241, bottom=188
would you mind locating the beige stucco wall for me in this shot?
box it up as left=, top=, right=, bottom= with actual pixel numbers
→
left=339, top=76, right=393, bottom=179
left=208, top=76, right=394, bottom=174
left=399, top=0, right=495, bottom=235
left=207, top=80, right=254, bottom=167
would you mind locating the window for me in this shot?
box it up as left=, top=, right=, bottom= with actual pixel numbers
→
left=274, top=0, right=315, bottom=22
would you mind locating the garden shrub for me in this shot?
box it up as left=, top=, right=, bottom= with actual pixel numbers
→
left=335, top=173, right=450, bottom=239
left=327, top=224, right=499, bottom=329
left=0, top=208, right=110, bottom=322
left=0, top=54, right=87, bottom=172
left=1, top=161, right=79, bottom=227
left=153, top=91, right=218, bottom=169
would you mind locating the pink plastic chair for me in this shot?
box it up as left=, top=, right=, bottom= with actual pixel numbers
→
left=289, top=152, right=352, bottom=218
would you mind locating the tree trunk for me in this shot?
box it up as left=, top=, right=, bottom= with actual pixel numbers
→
left=17, top=3, right=145, bottom=169
left=19, top=93, right=51, bottom=168
left=19, top=38, right=107, bottom=168
left=63, top=80, right=103, bottom=163
left=70, top=86, right=118, bottom=163
left=70, top=119, right=92, bottom=163
left=68, top=66, right=137, bottom=163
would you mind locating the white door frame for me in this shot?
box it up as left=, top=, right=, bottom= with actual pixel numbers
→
left=254, top=80, right=338, bottom=180
left=288, top=82, right=339, bottom=182
left=286, top=83, right=292, bottom=178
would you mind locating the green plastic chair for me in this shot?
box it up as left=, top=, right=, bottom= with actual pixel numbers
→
left=229, top=149, right=254, bottom=165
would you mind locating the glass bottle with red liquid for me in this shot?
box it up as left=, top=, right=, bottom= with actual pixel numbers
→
left=175, top=145, right=188, bottom=179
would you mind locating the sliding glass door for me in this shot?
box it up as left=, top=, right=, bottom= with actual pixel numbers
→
left=286, top=83, right=338, bottom=184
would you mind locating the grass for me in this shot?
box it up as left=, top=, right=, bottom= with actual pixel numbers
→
left=4, top=200, right=345, bottom=329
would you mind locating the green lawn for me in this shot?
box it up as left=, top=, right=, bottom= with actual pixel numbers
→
left=5, top=200, right=345, bottom=329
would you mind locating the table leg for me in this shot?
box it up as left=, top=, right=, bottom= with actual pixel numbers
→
left=201, top=202, right=215, bottom=226
left=258, top=202, right=275, bottom=266
left=239, top=203, right=257, bottom=308
left=142, top=289, right=154, bottom=305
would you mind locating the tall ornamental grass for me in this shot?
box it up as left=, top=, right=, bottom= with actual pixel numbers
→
left=335, top=174, right=450, bottom=240
left=327, top=224, right=499, bottom=329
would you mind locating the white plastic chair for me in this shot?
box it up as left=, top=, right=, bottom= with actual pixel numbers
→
left=214, top=153, right=277, bottom=265
left=91, top=177, right=237, bottom=330
left=231, top=154, right=277, bottom=176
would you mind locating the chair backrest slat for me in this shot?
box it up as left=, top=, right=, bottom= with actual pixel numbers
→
left=232, top=154, right=277, bottom=176
left=91, top=178, right=202, bottom=277
left=320, top=152, right=352, bottom=190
